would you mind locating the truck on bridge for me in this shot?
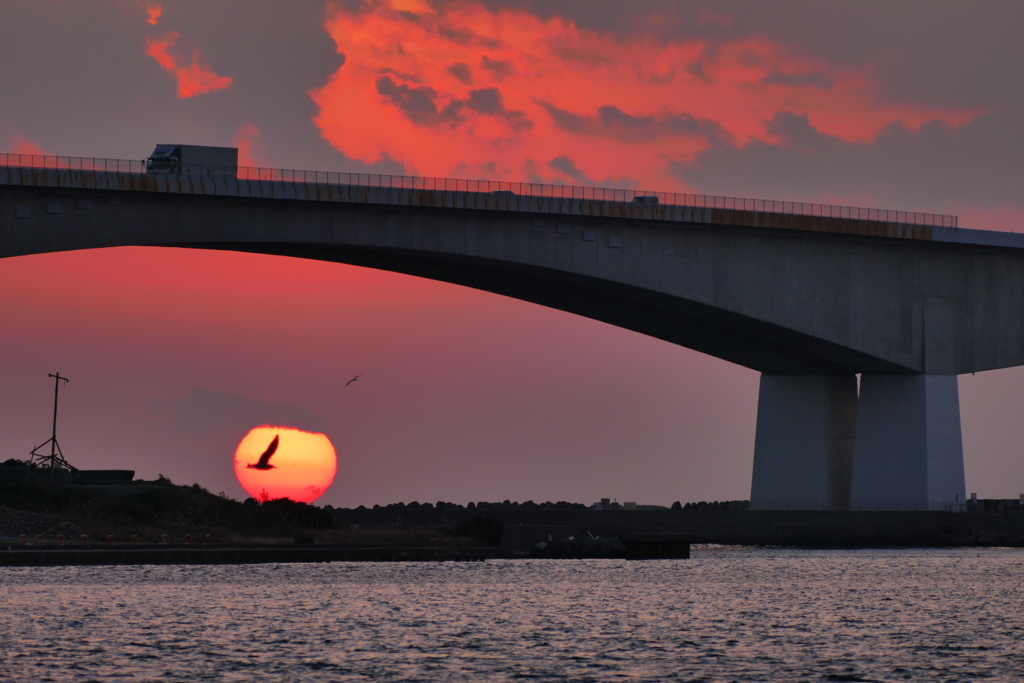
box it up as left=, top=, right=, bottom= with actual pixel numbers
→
left=145, top=144, right=238, bottom=178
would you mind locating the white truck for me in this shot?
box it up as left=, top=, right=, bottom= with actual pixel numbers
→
left=145, top=144, right=238, bottom=178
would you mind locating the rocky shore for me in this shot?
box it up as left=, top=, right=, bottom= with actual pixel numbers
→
left=0, top=505, right=81, bottom=543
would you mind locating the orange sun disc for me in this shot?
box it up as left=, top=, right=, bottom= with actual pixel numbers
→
left=233, top=426, right=337, bottom=503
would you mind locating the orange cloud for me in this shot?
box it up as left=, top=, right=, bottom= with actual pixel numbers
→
left=233, top=122, right=268, bottom=167
left=310, top=0, right=982, bottom=190
left=146, top=32, right=233, bottom=99
left=10, top=135, right=45, bottom=155
left=146, top=2, right=163, bottom=26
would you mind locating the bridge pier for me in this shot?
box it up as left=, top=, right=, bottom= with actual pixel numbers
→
left=750, top=373, right=967, bottom=511
left=749, top=375, right=857, bottom=510
left=850, top=374, right=966, bottom=510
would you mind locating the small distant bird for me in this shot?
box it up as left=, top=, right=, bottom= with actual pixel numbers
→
left=345, top=375, right=362, bottom=387
left=247, top=435, right=280, bottom=470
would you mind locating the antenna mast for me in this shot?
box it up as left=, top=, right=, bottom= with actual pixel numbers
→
left=29, top=372, right=76, bottom=473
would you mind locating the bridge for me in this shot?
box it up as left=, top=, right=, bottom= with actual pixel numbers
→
left=3, top=152, right=1022, bottom=511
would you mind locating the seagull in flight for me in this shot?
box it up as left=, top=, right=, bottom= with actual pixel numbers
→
left=247, top=435, right=280, bottom=470
left=345, top=375, right=362, bottom=387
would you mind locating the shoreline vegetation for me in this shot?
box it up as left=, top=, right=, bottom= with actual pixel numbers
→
left=1, top=460, right=1022, bottom=565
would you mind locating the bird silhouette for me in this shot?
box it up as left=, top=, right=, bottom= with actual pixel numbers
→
left=247, top=435, right=280, bottom=470
left=345, top=375, right=362, bottom=387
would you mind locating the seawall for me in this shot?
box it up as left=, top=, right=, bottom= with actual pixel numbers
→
left=0, top=544, right=511, bottom=567
left=334, top=507, right=1024, bottom=549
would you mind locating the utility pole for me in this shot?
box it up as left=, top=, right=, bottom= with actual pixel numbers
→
left=29, top=372, right=76, bottom=474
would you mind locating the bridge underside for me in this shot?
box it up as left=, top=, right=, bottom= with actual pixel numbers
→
left=193, top=242, right=911, bottom=375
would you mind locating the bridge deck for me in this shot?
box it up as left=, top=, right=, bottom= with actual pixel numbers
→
left=1, top=153, right=974, bottom=245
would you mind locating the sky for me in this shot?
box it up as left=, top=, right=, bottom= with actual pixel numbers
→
left=3, top=0, right=1024, bottom=507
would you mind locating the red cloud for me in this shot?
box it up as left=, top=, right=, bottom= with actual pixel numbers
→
left=310, top=0, right=983, bottom=190
left=146, top=32, right=232, bottom=99
left=10, top=135, right=45, bottom=155
left=146, top=2, right=163, bottom=26
left=233, top=122, right=268, bottom=167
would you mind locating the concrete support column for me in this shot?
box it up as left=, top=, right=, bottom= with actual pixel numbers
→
left=750, top=375, right=858, bottom=511
left=850, top=374, right=966, bottom=511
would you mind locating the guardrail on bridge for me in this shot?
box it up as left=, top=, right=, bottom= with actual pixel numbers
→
left=0, top=152, right=957, bottom=230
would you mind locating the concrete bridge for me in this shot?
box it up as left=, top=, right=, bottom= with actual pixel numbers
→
left=4, top=154, right=1023, bottom=511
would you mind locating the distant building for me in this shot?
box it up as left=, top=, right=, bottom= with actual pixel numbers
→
left=590, top=498, right=668, bottom=511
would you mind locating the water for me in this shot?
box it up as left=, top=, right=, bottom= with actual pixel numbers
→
left=1, top=547, right=1022, bottom=682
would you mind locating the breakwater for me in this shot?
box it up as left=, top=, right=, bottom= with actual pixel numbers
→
left=333, top=506, right=1024, bottom=549
left=0, top=544, right=512, bottom=567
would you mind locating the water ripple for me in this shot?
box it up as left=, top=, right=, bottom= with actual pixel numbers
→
left=1, top=548, right=1022, bottom=681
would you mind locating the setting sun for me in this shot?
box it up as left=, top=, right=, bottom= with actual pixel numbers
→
left=233, top=426, right=337, bottom=503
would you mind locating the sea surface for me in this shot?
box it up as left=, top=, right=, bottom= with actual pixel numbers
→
left=1, top=547, right=1022, bottom=682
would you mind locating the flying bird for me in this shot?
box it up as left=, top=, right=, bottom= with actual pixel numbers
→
left=345, top=375, right=362, bottom=387
left=247, top=435, right=280, bottom=470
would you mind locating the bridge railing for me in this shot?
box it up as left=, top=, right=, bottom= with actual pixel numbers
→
left=0, top=152, right=958, bottom=228
left=0, top=153, right=144, bottom=174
